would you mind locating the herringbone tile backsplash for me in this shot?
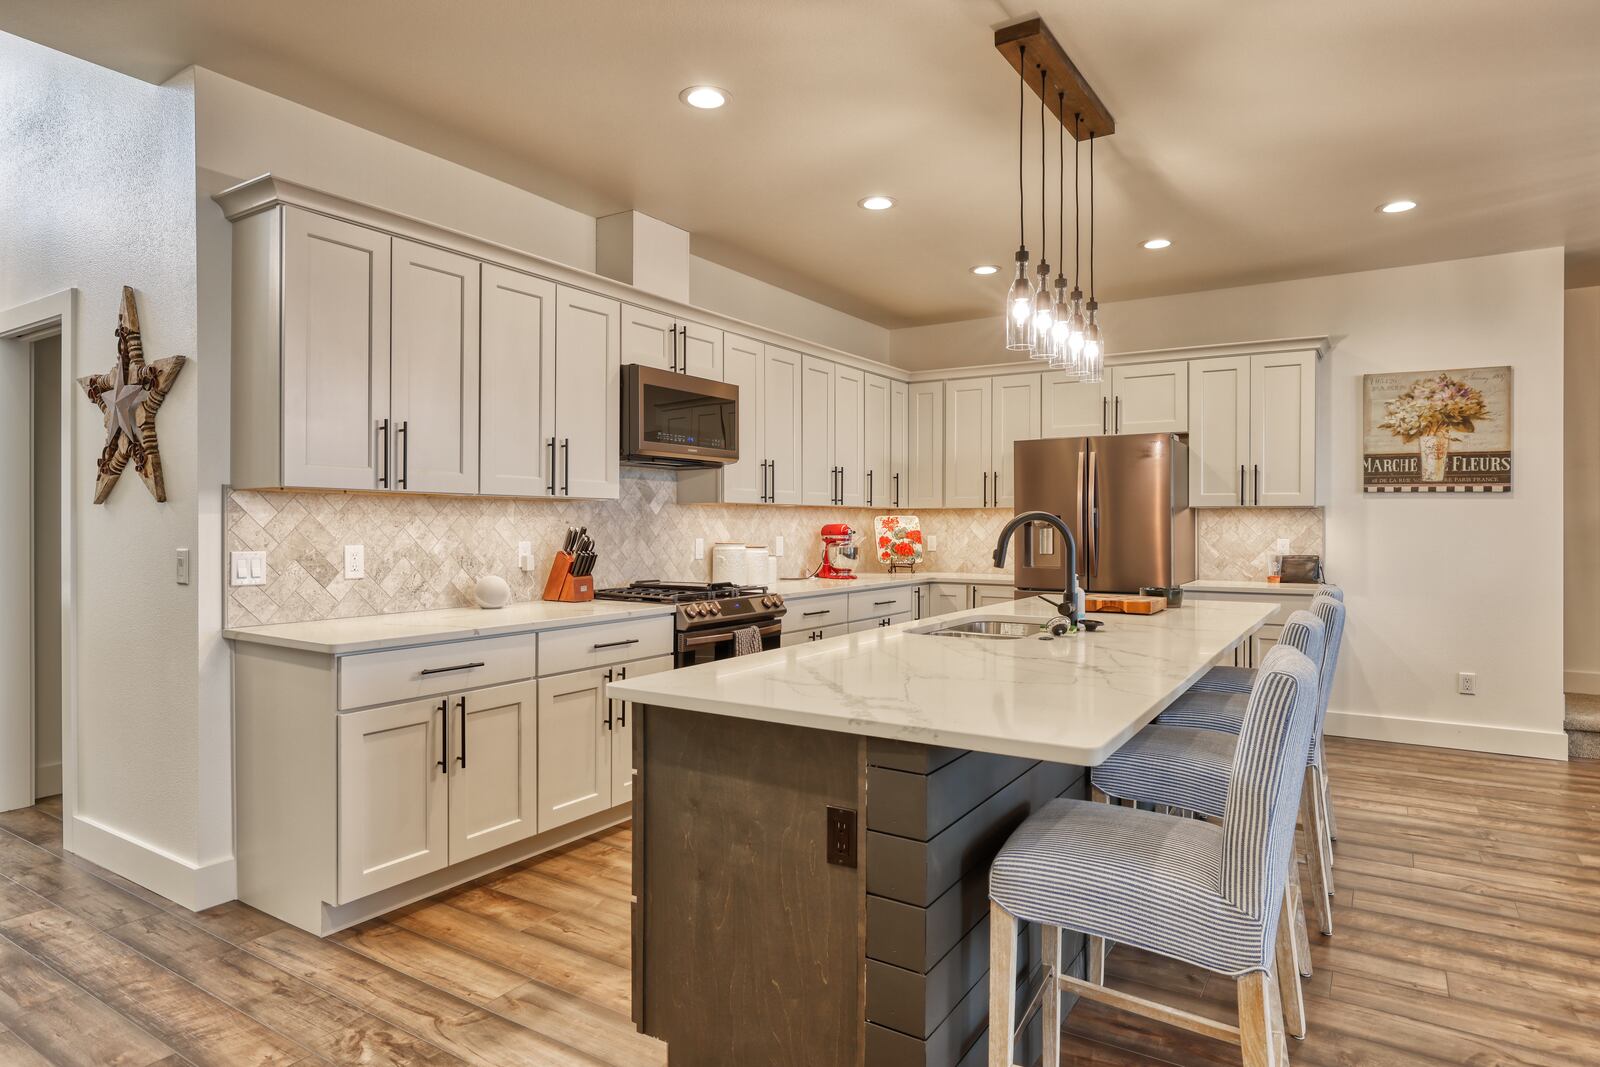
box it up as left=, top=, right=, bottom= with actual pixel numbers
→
left=224, top=472, right=1322, bottom=627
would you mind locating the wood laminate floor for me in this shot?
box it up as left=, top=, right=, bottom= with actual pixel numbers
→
left=0, top=737, right=1594, bottom=1065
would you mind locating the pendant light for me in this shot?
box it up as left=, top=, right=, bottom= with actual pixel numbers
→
left=1004, top=45, right=1034, bottom=351
left=1027, top=69, right=1054, bottom=357
left=1065, top=112, right=1087, bottom=361
left=1081, top=131, right=1104, bottom=383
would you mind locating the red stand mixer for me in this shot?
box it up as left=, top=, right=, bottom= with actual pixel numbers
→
left=817, top=523, right=861, bottom=580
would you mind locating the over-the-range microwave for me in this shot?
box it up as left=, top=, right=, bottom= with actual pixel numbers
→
left=621, top=363, right=739, bottom=468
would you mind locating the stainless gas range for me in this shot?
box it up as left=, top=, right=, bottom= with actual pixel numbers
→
left=593, top=581, right=787, bottom=668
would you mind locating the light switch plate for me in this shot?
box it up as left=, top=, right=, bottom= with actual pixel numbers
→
left=344, top=544, right=365, bottom=580
left=231, top=551, right=266, bottom=587
left=175, top=547, right=191, bottom=586
left=693, top=537, right=705, bottom=561
left=775, top=535, right=785, bottom=557
left=928, top=534, right=939, bottom=552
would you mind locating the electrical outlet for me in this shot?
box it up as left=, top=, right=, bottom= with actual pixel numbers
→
left=693, top=537, right=705, bottom=561
left=927, top=534, right=939, bottom=552
left=344, top=544, right=365, bottom=580
left=825, top=806, right=857, bottom=868
left=774, top=535, right=785, bottom=557
left=518, top=541, right=533, bottom=571
left=1457, top=672, right=1476, bottom=696
left=175, top=547, right=192, bottom=586
left=230, top=551, right=266, bottom=587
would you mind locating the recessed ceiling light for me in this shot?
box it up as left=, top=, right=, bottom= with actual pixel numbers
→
left=971, top=264, right=1000, bottom=275
left=1142, top=238, right=1172, bottom=250
left=679, top=86, right=728, bottom=110
left=858, top=196, right=896, bottom=211
left=1378, top=200, right=1417, bottom=214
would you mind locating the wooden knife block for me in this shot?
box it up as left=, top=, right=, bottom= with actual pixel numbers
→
left=542, top=552, right=594, bottom=603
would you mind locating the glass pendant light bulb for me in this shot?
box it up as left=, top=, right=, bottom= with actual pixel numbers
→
left=1067, top=288, right=1086, bottom=354
left=1005, top=251, right=1034, bottom=350
left=1081, top=300, right=1103, bottom=384
left=1028, top=263, right=1054, bottom=358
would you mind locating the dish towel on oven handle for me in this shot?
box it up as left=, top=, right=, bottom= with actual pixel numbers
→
left=733, top=625, right=763, bottom=657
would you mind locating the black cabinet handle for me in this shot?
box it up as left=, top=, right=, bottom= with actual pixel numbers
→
left=617, top=665, right=628, bottom=727
left=873, top=599, right=896, bottom=606
left=894, top=472, right=900, bottom=508
left=377, top=418, right=390, bottom=488
left=1115, top=397, right=1121, bottom=433
left=1102, top=396, right=1109, bottom=434
left=548, top=437, right=558, bottom=495
left=867, top=469, right=873, bottom=507
left=1239, top=464, right=1246, bottom=506
left=592, top=637, right=640, bottom=650
left=397, top=421, right=409, bottom=489
left=982, top=470, right=988, bottom=508
left=436, top=699, right=448, bottom=772
left=419, top=661, right=485, bottom=677
left=1253, top=464, right=1261, bottom=505
left=603, top=668, right=615, bottom=729
left=562, top=437, right=571, bottom=495
left=456, top=697, right=467, bottom=768
left=802, top=609, right=829, bottom=617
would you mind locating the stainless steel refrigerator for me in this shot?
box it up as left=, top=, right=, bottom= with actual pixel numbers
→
left=1011, top=433, right=1196, bottom=596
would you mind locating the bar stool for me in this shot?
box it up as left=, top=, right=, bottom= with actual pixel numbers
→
left=1189, top=586, right=1342, bottom=699
left=988, top=646, right=1321, bottom=1067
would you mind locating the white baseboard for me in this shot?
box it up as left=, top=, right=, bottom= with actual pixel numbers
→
left=70, top=814, right=237, bottom=911
left=1324, top=710, right=1569, bottom=761
left=1564, top=670, right=1600, bottom=696
left=33, top=761, right=61, bottom=798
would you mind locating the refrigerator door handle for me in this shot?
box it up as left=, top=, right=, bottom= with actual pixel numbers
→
left=1101, top=396, right=1109, bottom=435
left=1086, top=444, right=1099, bottom=580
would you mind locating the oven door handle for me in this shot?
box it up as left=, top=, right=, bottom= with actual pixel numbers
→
left=680, top=621, right=782, bottom=650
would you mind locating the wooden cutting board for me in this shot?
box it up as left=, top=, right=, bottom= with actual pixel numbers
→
left=1084, top=593, right=1167, bottom=615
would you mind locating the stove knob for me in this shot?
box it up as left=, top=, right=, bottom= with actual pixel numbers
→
left=687, top=604, right=703, bottom=618
left=710, top=602, right=722, bottom=615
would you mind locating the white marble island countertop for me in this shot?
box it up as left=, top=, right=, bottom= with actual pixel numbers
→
left=607, top=596, right=1273, bottom=765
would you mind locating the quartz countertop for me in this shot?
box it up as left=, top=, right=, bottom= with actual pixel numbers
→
left=224, top=600, right=675, bottom=655
left=1182, top=579, right=1321, bottom=596
left=606, top=595, right=1272, bottom=765
left=773, top=571, right=1014, bottom=598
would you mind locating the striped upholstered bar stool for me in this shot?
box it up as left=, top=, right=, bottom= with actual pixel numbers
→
left=987, top=646, right=1321, bottom=1067
left=1187, top=585, right=1342, bottom=698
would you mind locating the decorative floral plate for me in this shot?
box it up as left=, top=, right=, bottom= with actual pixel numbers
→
left=875, top=515, right=924, bottom=568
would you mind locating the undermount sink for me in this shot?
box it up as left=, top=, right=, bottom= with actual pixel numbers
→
left=914, top=616, right=1047, bottom=640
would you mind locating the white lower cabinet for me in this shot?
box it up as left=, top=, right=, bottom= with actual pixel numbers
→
left=924, top=582, right=1016, bottom=616
left=448, top=681, right=540, bottom=863
left=781, top=622, right=851, bottom=646
left=608, top=656, right=672, bottom=806
left=849, top=612, right=911, bottom=633
left=972, top=584, right=1018, bottom=609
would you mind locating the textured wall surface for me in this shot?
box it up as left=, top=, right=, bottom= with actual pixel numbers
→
left=1195, top=508, right=1325, bottom=581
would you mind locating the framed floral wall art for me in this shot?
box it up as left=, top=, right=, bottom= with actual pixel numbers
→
left=1362, top=366, right=1512, bottom=493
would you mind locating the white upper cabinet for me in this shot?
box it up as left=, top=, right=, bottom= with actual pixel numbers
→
left=717, top=333, right=766, bottom=504
left=1188, top=356, right=1252, bottom=507
left=277, top=208, right=392, bottom=491
left=447, top=680, right=538, bottom=863
left=800, top=355, right=836, bottom=506
left=680, top=320, right=724, bottom=379
left=1250, top=349, right=1318, bottom=506
left=391, top=240, right=480, bottom=495
left=1042, top=376, right=1108, bottom=439
left=863, top=373, right=892, bottom=510
left=944, top=377, right=993, bottom=508
left=763, top=346, right=804, bottom=505
left=480, top=265, right=557, bottom=497
left=889, top=379, right=910, bottom=510
left=621, top=303, right=722, bottom=379
left=1109, top=359, right=1189, bottom=435
left=991, top=373, right=1041, bottom=509
left=554, top=286, right=621, bottom=499
left=907, top=381, right=944, bottom=508
left=834, top=362, right=865, bottom=507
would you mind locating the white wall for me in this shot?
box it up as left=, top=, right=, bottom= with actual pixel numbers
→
left=893, top=250, right=1568, bottom=757
left=1567, top=287, right=1600, bottom=695
left=690, top=256, right=891, bottom=363
left=32, top=335, right=62, bottom=797
left=0, top=32, right=218, bottom=892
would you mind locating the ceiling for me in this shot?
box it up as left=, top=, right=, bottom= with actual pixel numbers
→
left=5, top=1, right=1599, bottom=327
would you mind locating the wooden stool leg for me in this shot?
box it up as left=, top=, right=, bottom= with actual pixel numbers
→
left=1085, top=935, right=1107, bottom=985
left=1041, top=924, right=1062, bottom=1066
left=1091, top=785, right=1111, bottom=804
left=1289, top=863, right=1312, bottom=978
left=1276, top=889, right=1307, bottom=1040
left=1301, top=772, right=1334, bottom=935
left=1320, top=762, right=1338, bottom=842
left=1237, top=972, right=1275, bottom=1067
left=989, top=902, right=1018, bottom=1067
left=1312, top=764, right=1336, bottom=881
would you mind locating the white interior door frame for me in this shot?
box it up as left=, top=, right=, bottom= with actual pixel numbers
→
left=0, top=289, right=77, bottom=846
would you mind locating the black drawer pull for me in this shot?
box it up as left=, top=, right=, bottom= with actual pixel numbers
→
left=873, top=600, right=896, bottom=606
left=592, top=638, right=641, bottom=650
left=419, top=661, right=484, bottom=677
left=802, top=609, right=830, bottom=617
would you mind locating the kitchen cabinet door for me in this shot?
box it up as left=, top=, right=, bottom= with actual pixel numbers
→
left=680, top=320, right=724, bottom=379
left=907, top=382, right=945, bottom=508
left=943, top=377, right=993, bottom=508
left=716, top=333, right=765, bottom=504
left=337, top=697, right=449, bottom=903
left=991, top=373, right=1041, bottom=509
left=555, top=286, right=621, bottom=499
left=537, top=667, right=614, bottom=831
left=1188, top=356, right=1252, bottom=507
left=926, top=583, right=969, bottom=618
left=1042, top=376, right=1109, bottom=438
left=799, top=355, right=836, bottom=506
left=448, top=680, right=538, bottom=863
left=763, top=346, right=804, bottom=505
left=1250, top=350, right=1318, bottom=506
left=834, top=363, right=866, bottom=507
left=971, top=584, right=1017, bottom=609
left=391, top=240, right=480, bottom=494
left=620, top=304, right=674, bottom=371
left=609, top=656, right=672, bottom=806
left=280, top=207, right=392, bottom=491
left=889, top=379, right=910, bottom=509
left=480, top=265, right=557, bottom=497
left=863, top=373, right=892, bottom=509
left=1248, top=625, right=1282, bottom=667
left=1110, top=359, right=1189, bottom=435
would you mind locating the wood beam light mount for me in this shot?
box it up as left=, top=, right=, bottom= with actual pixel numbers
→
left=995, top=17, right=1115, bottom=140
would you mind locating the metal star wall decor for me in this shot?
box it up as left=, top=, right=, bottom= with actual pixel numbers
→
left=78, top=286, right=186, bottom=503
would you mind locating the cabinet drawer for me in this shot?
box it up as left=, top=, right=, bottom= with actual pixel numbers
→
left=538, top=616, right=673, bottom=676
left=849, top=611, right=912, bottom=634
left=781, top=621, right=851, bottom=646
left=849, top=586, right=914, bottom=622
left=783, top=594, right=850, bottom=631
left=338, top=633, right=537, bottom=711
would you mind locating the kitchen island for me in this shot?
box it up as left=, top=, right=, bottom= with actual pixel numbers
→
left=606, top=595, right=1273, bottom=1067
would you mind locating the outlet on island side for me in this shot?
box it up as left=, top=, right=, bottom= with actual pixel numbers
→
left=1457, top=672, right=1476, bottom=696
left=826, top=806, right=857, bottom=868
